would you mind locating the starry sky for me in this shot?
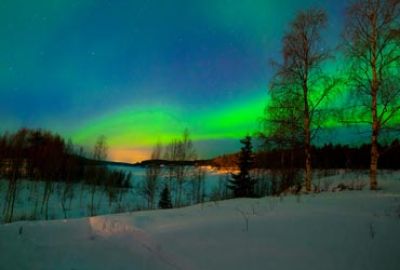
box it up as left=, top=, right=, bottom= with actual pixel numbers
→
left=0, top=0, right=349, bottom=162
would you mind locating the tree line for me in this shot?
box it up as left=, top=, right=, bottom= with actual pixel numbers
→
left=256, top=140, right=400, bottom=170
left=0, top=128, right=131, bottom=222
left=223, top=137, right=400, bottom=199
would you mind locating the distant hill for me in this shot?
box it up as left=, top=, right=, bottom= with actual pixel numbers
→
left=90, top=139, right=400, bottom=170
left=99, top=159, right=213, bottom=168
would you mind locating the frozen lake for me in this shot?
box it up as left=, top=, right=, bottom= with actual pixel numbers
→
left=0, top=165, right=232, bottom=223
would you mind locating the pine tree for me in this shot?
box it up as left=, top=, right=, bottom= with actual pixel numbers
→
left=158, top=185, right=173, bottom=209
left=228, top=136, right=255, bottom=197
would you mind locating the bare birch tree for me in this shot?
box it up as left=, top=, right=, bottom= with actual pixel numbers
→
left=266, top=9, right=336, bottom=192
left=262, top=74, right=304, bottom=193
left=343, top=0, right=400, bottom=190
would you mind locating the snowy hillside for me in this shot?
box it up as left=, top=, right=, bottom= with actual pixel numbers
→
left=1, top=173, right=399, bottom=270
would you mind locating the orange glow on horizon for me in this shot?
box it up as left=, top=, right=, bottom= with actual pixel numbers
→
left=108, top=148, right=151, bottom=163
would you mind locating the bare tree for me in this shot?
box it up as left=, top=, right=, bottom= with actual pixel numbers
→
left=164, top=129, right=197, bottom=206
left=142, top=142, right=163, bottom=209
left=266, top=9, right=336, bottom=192
left=190, top=166, right=206, bottom=204
left=175, top=129, right=196, bottom=206
left=93, top=135, right=108, bottom=161
left=163, top=138, right=179, bottom=199
left=61, top=139, right=76, bottom=219
left=343, top=0, right=400, bottom=190
left=2, top=130, right=27, bottom=222
left=262, top=74, right=304, bottom=193
left=89, top=135, right=108, bottom=215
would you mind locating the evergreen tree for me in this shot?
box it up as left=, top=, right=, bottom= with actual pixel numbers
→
left=228, top=136, right=255, bottom=197
left=158, top=185, right=173, bottom=209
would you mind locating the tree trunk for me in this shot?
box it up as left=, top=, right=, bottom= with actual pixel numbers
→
left=304, top=120, right=312, bottom=192
left=303, top=81, right=312, bottom=192
left=8, top=182, right=17, bottom=223
left=90, top=186, right=96, bottom=216
left=370, top=14, right=379, bottom=191
left=370, top=131, right=379, bottom=190
left=370, top=92, right=379, bottom=190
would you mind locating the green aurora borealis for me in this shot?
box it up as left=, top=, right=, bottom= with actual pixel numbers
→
left=1, top=0, right=383, bottom=162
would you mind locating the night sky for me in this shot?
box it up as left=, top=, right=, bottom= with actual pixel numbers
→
left=0, top=0, right=348, bottom=162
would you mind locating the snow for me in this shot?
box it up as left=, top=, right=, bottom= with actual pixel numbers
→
left=0, top=171, right=400, bottom=270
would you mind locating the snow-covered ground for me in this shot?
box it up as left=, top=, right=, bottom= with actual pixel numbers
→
left=0, top=171, right=399, bottom=270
